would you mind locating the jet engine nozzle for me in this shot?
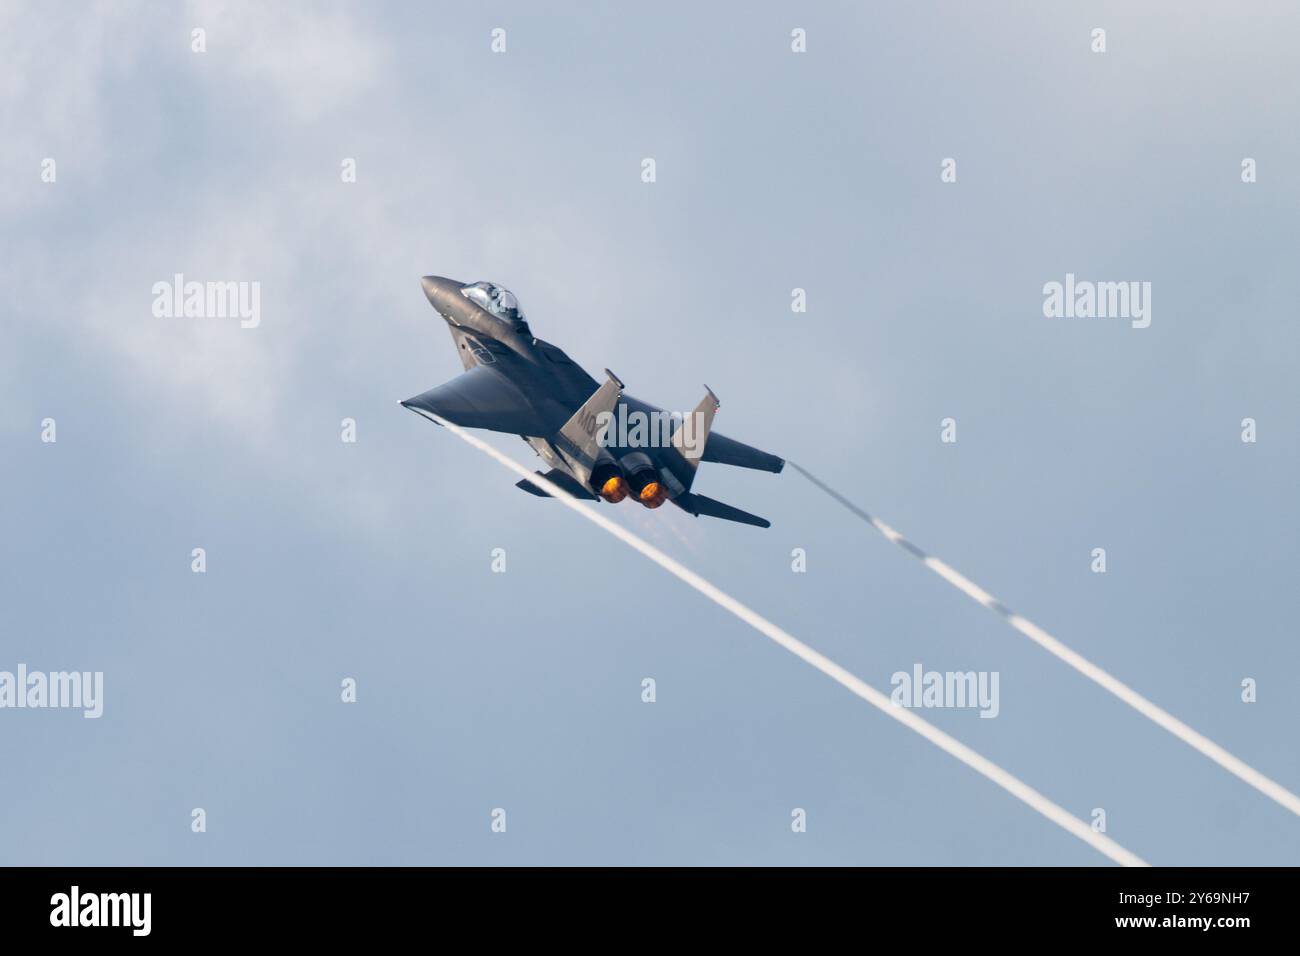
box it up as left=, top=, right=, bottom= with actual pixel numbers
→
left=637, top=481, right=667, bottom=509
left=618, top=452, right=666, bottom=507
left=600, top=475, right=630, bottom=503
left=590, top=462, right=630, bottom=504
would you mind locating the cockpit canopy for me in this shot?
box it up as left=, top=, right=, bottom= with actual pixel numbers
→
left=460, top=281, right=529, bottom=332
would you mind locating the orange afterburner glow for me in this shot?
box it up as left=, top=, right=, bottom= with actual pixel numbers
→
left=600, top=476, right=629, bottom=503
left=638, top=481, right=666, bottom=508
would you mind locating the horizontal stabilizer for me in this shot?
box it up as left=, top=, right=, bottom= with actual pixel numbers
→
left=673, top=491, right=771, bottom=528
left=701, top=432, right=784, bottom=474
left=515, top=469, right=598, bottom=500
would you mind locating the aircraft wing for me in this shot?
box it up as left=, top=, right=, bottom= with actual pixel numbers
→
left=401, top=365, right=547, bottom=436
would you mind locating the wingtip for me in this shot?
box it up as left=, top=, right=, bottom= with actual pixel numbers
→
left=399, top=399, right=446, bottom=426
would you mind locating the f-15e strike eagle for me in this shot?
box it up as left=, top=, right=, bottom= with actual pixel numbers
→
left=401, top=277, right=784, bottom=528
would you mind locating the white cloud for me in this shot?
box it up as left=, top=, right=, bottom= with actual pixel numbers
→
left=186, top=0, right=384, bottom=123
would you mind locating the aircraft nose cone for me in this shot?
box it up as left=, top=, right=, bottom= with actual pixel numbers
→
left=421, top=275, right=466, bottom=313
left=421, top=274, right=467, bottom=316
left=421, top=275, right=444, bottom=300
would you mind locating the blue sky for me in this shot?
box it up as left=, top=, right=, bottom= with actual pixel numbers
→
left=2, top=1, right=1297, bottom=865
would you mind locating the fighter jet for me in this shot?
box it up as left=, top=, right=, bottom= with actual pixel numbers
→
left=401, top=277, right=784, bottom=527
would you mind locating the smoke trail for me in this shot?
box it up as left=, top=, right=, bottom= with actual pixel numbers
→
left=788, top=460, right=1300, bottom=819
left=417, top=410, right=1148, bottom=866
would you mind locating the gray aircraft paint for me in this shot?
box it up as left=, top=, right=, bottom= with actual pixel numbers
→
left=401, top=276, right=782, bottom=527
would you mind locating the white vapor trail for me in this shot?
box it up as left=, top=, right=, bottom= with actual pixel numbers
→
left=417, top=411, right=1148, bottom=867
left=787, top=462, right=1300, bottom=820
